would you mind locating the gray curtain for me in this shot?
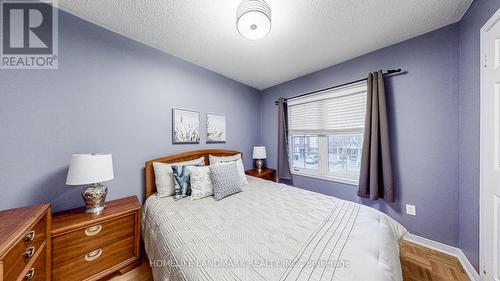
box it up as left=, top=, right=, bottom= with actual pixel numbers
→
left=358, top=71, right=394, bottom=202
left=278, top=98, right=292, bottom=180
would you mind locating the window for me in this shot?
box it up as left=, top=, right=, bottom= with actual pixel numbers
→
left=291, top=134, right=319, bottom=170
left=287, top=82, right=367, bottom=185
left=328, top=133, right=362, bottom=180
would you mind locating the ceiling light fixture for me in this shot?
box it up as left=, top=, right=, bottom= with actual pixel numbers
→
left=236, top=0, right=271, bottom=40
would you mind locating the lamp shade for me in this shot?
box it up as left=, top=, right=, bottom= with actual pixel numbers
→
left=252, top=146, right=267, bottom=159
left=66, top=154, right=114, bottom=185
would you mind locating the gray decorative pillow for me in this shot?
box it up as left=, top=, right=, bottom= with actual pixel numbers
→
left=209, top=154, right=248, bottom=186
left=209, top=162, right=243, bottom=200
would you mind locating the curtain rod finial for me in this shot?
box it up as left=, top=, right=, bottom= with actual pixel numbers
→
left=387, top=69, right=401, bottom=74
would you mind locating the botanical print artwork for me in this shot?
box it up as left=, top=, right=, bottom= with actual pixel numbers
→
left=207, top=113, right=226, bottom=143
left=172, top=108, right=200, bottom=144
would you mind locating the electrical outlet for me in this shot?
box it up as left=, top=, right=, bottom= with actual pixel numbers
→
left=406, top=204, right=416, bottom=216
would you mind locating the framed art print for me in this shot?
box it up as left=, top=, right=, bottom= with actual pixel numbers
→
left=206, top=113, right=226, bottom=143
left=172, top=108, right=200, bottom=144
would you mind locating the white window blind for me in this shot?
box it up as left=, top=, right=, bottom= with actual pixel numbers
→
left=287, top=81, right=367, bottom=185
left=288, top=82, right=367, bottom=132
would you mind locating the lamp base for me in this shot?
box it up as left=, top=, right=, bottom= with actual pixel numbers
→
left=256, top=159, right=264, bottom=173
left=82, top=183, right=107, bottom=214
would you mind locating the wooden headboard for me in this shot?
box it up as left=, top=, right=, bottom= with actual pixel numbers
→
left=144, top=149, right=242, bottom=199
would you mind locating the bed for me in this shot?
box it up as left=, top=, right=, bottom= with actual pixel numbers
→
left=142, top=150, right=407, bottom=281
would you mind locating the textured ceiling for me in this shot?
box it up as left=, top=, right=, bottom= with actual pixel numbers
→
left=57, top=0, right=472, bottom=90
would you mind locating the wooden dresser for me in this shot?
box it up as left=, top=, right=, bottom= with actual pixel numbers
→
left=51, top=196, right=141, bottom=281
left=0, top=204, right=51, bottom=281
left=245, top=168, right=277, bottom=182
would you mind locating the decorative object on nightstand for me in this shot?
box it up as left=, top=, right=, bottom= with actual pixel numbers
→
left=0, top=204, right=51, bottom=281
left=245, top=168, right=276, bottom=182
left=252, top=146, right=267, bottom=172
left=51, top=196, right=141, bottom=281
left=66, top=154, right=114, bottom=214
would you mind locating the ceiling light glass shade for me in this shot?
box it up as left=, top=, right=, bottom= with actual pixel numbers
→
left=237, top=0, right=271, bottom=40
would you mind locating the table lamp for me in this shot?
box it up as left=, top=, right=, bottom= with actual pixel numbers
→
left=252, top=146, right=267, bottom=172
left=66, top=154, right=114, bottom=214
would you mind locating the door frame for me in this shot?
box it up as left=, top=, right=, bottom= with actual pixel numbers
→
left=480, top=7, right=500, bottom=278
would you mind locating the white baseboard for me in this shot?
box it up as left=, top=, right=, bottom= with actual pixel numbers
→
left=404, top=234, right=479, bottom=281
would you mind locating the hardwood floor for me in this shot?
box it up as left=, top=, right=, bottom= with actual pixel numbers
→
left=111, top=241, right=470, bottom=281
left=400, top=241, right=470, bottom=281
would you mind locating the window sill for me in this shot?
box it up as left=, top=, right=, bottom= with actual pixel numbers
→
left=291, top=170, right=359, bottom=186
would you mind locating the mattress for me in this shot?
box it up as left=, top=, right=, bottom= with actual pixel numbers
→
left=143, top=176, right=407, bottom=281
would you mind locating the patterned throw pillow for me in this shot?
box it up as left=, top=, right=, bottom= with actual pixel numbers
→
left=153, top=156, right=205, bottom=198
left=189, top=166, right=214, bottom=200
left=209, top=154, right=248, bottom=186
left=209, top=162, right=243, bottom=200
left=172, top=164, right=202, bottom=200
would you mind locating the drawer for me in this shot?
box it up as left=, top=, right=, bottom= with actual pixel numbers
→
left=52, top=236, right=135, bottom=281
left=52, top=214, right=135, bottom=264
left=262, top=173, right=275, bottom=181
left=21, top=245, right=46, bottom=281
left=3, top=215, right=46, bottom=281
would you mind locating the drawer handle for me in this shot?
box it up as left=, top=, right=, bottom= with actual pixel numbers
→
left=85, top=224, right=102, bottom=236
left=24, top=246, right=35, bottom=259
left=24, top=230, right=35, bottom=243
left=85, top=249, right=102, bottom=262
left=24, top=268, right=35, bottom=280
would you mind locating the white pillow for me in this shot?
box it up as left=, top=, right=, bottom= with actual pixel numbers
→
left=209, top=154, right=242, bottom=163
left=209, top=154, right=248, bottom=186
left=189, top=166, right=214, bottom=200
left=153, top=156, right=205, bottom=197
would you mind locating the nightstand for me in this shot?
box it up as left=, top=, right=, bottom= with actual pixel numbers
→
left=51, top=196, right=141, bottom=281
left=245, top=168, right=277, bottom=182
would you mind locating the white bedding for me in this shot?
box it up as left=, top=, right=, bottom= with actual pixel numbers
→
left=143, top=176, right=407, bottom=281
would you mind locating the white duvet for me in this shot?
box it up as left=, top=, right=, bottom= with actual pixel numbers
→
left=143, top=176, right=407, bottom=281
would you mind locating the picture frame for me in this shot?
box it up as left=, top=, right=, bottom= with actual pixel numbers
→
left=206, top=113, right=226, bottom=143
left=172, top=108, right=200, bottom=144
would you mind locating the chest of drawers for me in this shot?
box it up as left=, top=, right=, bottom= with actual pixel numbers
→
left=0, top=204, right=51, bottom=281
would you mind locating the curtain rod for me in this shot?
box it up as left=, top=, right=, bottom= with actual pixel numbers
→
left=274, top=69, right=403, bottom=105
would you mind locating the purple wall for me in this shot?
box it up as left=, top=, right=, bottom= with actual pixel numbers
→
left=0, top=10, right=261, bottom=212
left=260, top=24, right=461, bottom=247
left=458, top=0, right=500, bottom=271
left=1, top=0, right=498, bottom=272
